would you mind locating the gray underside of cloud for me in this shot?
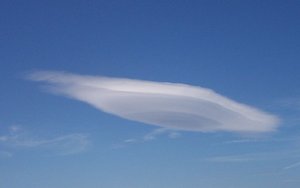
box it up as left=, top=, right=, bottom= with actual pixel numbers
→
left=28, top=71, right=280, bottom=133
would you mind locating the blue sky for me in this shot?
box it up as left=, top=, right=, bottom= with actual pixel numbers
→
left=1, top=0, right=300, bottom=187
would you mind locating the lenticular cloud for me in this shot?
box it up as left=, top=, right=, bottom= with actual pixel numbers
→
left=29, top=71, right=279, bottom=133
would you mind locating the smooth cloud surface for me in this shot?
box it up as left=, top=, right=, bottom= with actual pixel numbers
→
left=29, top=71, right=279, bottom=133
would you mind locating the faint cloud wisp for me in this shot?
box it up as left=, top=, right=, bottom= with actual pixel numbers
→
left=0, top=126, right=90, bottom=156
left=284, top=161, right=300, bottom=170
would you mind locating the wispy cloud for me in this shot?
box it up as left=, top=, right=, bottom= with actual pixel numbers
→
left=0, top=126, right=90, bottom=156
left=123, top=138, right=138, bottom=143
left=221, top=139, right=259, bottom=144
left=284, top=161, right=300, bottom=170
left=28, top=71, right=280, bottom=133
left=205, top=150, right=300, bottom=164
left=206, top=154, right=256, bottom=162
left=0, top=151, right=13, bottom=158
left=276, top=97, right=300, bottom=111
left=113, top=128, right=181, bottom=149
left=221, top=136, right=300, bottom=146
left=168, top=131, right=181, bottom=139
left=143, top=128, right=168, bottom=141
left=143, top=128, right=181, bottom=141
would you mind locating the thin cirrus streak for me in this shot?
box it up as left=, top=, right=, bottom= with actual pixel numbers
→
left=0, top=128, right=89, bottom=156
left=28, top=71, right=280, bottom=133
left=284, top=161, right=300, bottom=170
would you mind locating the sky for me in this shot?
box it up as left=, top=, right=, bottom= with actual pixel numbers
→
left=1, top=0, right=300, bottom=187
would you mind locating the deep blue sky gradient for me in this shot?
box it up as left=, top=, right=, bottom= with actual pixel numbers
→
left=1, top=1, right=300, bottom=187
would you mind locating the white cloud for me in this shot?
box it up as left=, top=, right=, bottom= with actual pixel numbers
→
left=28, top=71, right=280, bottom=133
left=0, top=127, right=89, bottom=155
